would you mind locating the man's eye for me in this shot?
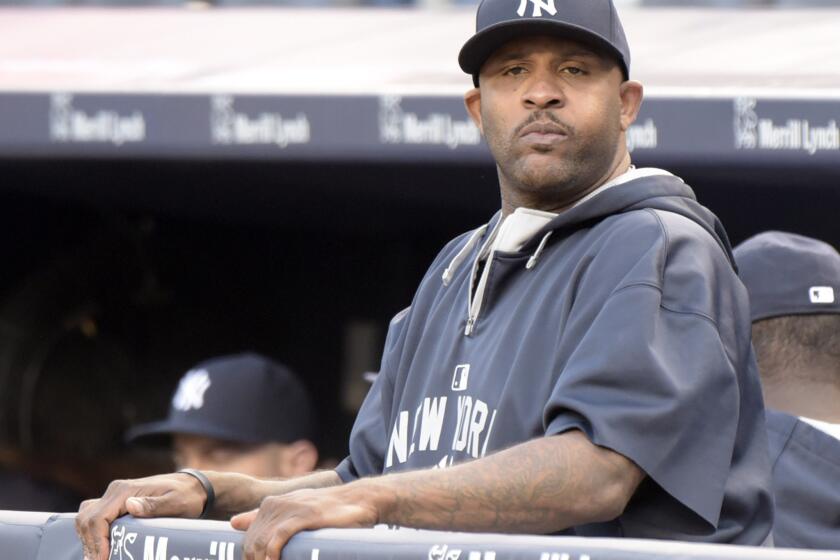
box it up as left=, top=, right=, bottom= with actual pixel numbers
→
left=562, top=66, right=585, bottom=76
left=504, top=66, right=527, bottom=76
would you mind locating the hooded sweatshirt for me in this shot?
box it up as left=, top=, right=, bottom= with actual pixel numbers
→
left=336, top=169, right=774, bottom=545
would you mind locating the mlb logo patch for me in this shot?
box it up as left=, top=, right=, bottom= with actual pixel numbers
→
left=452, top=364, right=470, bottom=391
left=809, top=286, right=835, bottom=304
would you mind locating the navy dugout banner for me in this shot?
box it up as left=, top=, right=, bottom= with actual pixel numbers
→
left=3, top=512, right=840, bottom=560
left=0, top=511, right=51, bottom=560
left=1, top=93, right=839, bottom=167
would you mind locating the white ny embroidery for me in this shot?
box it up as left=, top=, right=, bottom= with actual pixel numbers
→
left=516, top=0, right=557, bottom=17
left=172, top=369, right=212, bottom=411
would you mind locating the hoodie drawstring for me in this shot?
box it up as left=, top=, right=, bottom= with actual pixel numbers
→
left=526, top=231, right=553, bottom=270
left=442, top=225, right=488, bottom=286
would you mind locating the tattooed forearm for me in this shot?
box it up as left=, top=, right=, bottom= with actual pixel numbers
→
left=358, top=430, right=644, bottom=534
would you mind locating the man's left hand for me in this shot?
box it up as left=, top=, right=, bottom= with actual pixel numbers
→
left=230, top=484, right=380, bottom=560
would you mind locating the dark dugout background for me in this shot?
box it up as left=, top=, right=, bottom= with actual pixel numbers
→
left=2, top=153, right=839, bottom=500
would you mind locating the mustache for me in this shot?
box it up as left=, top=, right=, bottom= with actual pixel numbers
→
left=513, top=111, right=574, bottom=138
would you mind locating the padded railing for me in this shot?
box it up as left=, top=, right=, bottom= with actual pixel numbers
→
left=2, top=511, right=839, bottom=560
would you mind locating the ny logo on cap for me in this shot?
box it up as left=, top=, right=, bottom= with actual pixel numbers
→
left=809, top=286, right=835, bottom=304
left=517, top=0, right=557, bottom=18
left=173, top=369, right=212, bottom=411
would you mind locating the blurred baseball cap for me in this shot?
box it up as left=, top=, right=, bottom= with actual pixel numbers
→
left=734, top=231, right=840, bottom=322
left=127, top=353, right=314, bottom=445
left=459, top=0, right=631, bottom=86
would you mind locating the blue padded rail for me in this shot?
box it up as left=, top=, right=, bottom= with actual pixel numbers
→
left=2, top=511, right=839, bottom=560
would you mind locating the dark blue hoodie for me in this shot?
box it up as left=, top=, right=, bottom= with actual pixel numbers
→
left=336, top=171, right=773, bottom=545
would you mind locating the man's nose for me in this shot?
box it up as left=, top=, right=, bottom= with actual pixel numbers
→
left=522, top=76, right=564, bottom=110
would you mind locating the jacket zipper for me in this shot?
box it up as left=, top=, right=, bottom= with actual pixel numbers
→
left=464, top=218, right=503, bottom=337
left=465, top=254, right=493, bottom=336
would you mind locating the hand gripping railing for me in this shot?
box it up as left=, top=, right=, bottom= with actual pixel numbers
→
left=2, top=511, right=839, bottom=560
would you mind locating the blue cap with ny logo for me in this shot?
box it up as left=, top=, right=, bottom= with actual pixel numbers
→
left=458, top=0, right=631, bottom=87
left=127, top=353, right=315, bottom=445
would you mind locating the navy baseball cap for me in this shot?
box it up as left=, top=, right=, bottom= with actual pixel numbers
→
left=459, top=0, right=631, bottom=87
left=127, top=353, right=315, bottom=445
left=734, top=232, right=840, bottom=322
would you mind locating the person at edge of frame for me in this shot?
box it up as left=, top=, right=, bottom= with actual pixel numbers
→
left=734, top=232, right=840, bottom=550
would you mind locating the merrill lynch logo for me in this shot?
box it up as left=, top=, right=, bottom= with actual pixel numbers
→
left=626, top=119, right=658, bottom=152
left=173, top=369, right=212, bottom=412
left=734, top=97, right=840, bottom=155
left=540, top=554, right=591, bottom=560
left=110, top=524, right=138, bottom=560
left=211, top=95, right=311, bottom=148
left=109, top=525, right=235, bottom=560
left=379, top=96, right=481, bottom=150
left=429, top=545, right=496, bottom=560
left=50, top=93, right=146, bottom=146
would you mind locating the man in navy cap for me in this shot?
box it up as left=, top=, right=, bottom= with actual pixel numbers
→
left=128, top=353, right=319, bottom=479
left=77, top=2, right=773, bottom=556
left=734, top=232, right=840, bottom=549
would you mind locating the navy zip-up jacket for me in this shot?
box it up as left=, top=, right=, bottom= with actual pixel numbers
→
left=337, top=171, right=774, bottom=545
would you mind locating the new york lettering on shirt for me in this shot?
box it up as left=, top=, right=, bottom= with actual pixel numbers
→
left=385, top=364, right=499, bottom=469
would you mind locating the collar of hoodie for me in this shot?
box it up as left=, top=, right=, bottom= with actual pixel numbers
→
left=437, top=168, right=710, bottom=336
left=441, top=167, right=671, bottom=285
left=443, top=209, right=558, bottom=336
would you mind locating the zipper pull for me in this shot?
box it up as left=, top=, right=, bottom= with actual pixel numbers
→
left=465, top=317, right=475, bottom=336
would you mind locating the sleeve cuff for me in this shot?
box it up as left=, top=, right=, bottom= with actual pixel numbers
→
left=334, top=457, right=359, bottom=483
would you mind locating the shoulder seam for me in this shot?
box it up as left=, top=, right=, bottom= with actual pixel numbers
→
left=611, top=281, right=662, bottom=296
left=768, top=418, right=798, bottom=471
left=609, top=282, right=720, bottom=329
left=660, top=302, right=719, bottom=329
left=640, top=208, right=725, bottom=329
left=785, top=423, right=840, bottom=468
left=643, top=208, right=669, bottom=282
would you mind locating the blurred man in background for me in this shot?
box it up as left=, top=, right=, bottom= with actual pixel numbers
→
left=734, top=231, right=840, bottom=549
left=128, top=353, right=318, bottom=479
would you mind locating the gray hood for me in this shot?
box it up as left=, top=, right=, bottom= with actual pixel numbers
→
left=525, top=173, right=737, bottom=271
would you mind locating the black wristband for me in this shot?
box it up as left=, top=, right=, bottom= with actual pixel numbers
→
left=177, top=468, right=215, bottom=519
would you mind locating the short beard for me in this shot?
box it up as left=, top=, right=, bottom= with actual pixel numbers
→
left=483, top=108, right=622, bottom=209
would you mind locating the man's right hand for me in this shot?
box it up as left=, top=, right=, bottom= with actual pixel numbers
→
left=76, top=472, right=207, bottom=560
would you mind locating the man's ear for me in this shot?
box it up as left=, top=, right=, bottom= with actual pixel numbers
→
left=283, top=440, right=319, bottom=476
left=618, top=80, right=644, bottom=132
left=464, top=87, right=483, bottom=134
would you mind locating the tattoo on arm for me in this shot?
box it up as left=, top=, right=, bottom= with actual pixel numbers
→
left=369, top=431, right=643, bottom=534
